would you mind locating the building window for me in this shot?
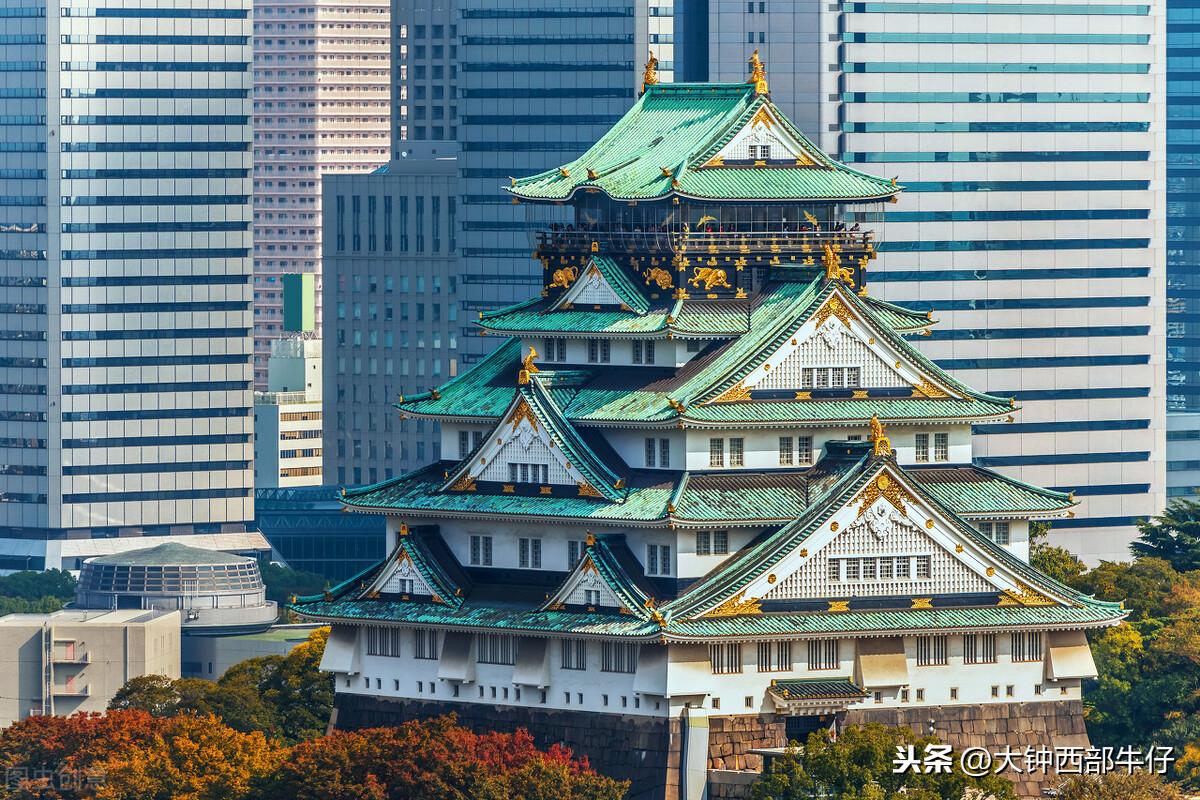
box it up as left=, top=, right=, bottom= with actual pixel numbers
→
left=646, top=544, right=671, bottom=575
left=778, top=436, right=794, bottom=466
left=477, top=634, right=515, bottom=665
left=587, top=339, right=610, bottom=363
left=543, top=337, right=567, bottom=361
left=518, top=537, right=542, bottom=569
left=807, top=639, right=839, bottom=671
left=469, top=535, right=493, bottom=566
left=458, top=430, right=470, bottom=458
left=696, top=531, right=710, bottom=556
left=645, top=438, right=657, bottom=467
left=934, top=432, right=949, bottom=462
left=964, top=633, right=997, bottom=665
left=365, top=627, right=403, bottom=657
left=601, top=642, right=638, bottom=673
left=709, top=438, right=725, bottom=468
left=802, top=366, right=862, bottom=389
left=414, top=629, right=438, bottom=659
left=950, top=687, right=958, bottom=700
left=916, top=635, right=948, bottom=666
left=757, top=641, right=792, bottom=672
left=710, top=642, right=743, bottom=674
left=915, top=433, right=930, bottom=462
left=1011, top=632, right=1043, bottom=663
left=508, top=462, right=549, bottom=484
left=797, top=436, right=813, bottom=465
left=660, top=438, right=670, bottom=468
left=584, top=589, right=600, bottom=606
left=567, top=540, right=586, bottom=568
left=916, top=688, right=925, bottom=702
left=978, top=521, right=1011, bottom=545
left=915, top=555, right=931, bottom=579
left=729, top=438, right=745, bottom=467
left=561, top=639, right=587, bottom=670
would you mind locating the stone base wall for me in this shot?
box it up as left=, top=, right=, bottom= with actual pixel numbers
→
left=847, top=701, right=1090, bottom=799
left=707, top=714, right=787, bottom=772
left=331, top=694, right=679, bottom=800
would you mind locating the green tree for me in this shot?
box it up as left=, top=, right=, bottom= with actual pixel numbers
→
left=750, top=724, right=1015, bottom=800
left=0, top=569, right=76, bottom=602
left=1131, top=498, right=1200, bottom=573
left=258, top=561, right=327, bottom=608
left=1028, top=522, right=1087, bottom=585
left=1053, top=771, right=1186, bottom=800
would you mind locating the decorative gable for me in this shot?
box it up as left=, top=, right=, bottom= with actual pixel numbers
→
left=450, top=396, right=588, bottom=489
left=542, top=535, right=658, bottom=620
left=692, top=463, right=1069, bottom=617
left=553, top=259, right=626, bottom=309
left=708, top=289, right=957, bottom=403
left=710, top=105, right=821, bottom=166
left=379, top=550, right=434, bottom=596
left=556, top=556, right=628, bottom=610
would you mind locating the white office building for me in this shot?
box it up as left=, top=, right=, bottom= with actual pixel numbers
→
left=0, top=0, right=269, bottom=567
left=255, top=338, right=323, bottom=488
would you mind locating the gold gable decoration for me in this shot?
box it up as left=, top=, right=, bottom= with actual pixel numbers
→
left=911, top=379, right=950, bottom=399
left=549, top=265, right=578, bottom=290
left=509, top=397, right=540, bottom=432
left=449, top=475, right=477, bottom=492
left=813, top=295, right=852, bottom=328
left=710, top=379, right=751, bottom=404
left=518, top=347, right=540, bottom=385
left=704, top=590, right=762, bottom=618
left=642, top=51, right=659, bottom=93
left=997, top=582, right=1058, bottom=608
left=747, top=49, right=768, bottom=95
left=855, top=472, right=916, bottom=517
left=868, top=414, right=892, bottom=458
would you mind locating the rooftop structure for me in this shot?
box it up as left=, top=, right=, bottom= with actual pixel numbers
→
left=295, top=65, right=1120, bottom=799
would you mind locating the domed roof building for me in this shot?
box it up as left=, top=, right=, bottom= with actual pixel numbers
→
left=75, top=543, right=277, bottom=636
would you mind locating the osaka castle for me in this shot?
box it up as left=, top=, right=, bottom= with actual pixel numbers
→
left=295, top=55, right=1124, bottom=800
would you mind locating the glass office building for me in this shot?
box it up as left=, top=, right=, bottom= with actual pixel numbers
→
left=0, top=0, right=268, bottom=568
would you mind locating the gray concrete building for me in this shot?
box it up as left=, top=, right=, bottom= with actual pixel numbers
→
left=0, top=609, right=181, bottom=727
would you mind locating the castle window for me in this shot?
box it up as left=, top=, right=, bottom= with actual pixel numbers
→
left=542, top=337, right=566, bottom=361
left=915, top=433, right=930, bottom=462
left=469, top=535, right=492, bottom=566
left=978, top=521, right=1011, bottom=545
left=757, top=641, right=791, bottom=672
left=567, top=540, right=586, bottom=568
left=709, top=642, right=743, bottom=674
left=472, top=430, right=484, bottom=450
left=561, top=639, right=587, bottom=670
left=807, top=639, right=839, bottom=671
left=645, top=437, right=656, bottom=467
left=587, top=338, right=610, bottom=363
left=713, top=531, right=729, bottom=554
left=709, top=438, right=725, bottom=468
left=414, top=629, right=438, bottom=660
left=518, top=537, right=542, bottom=569
left=916, top=635, right=948, bottom=666
left=779, top=436, right=794, bottom=466
left=477, top=634, right=515, bottom=665
left=915, top=555, right=931, bottom=579
left=797, top=436, right=813, bottom=465
left=602, top=642, right=639, bottom=673
left=1010, top=632, right=1043, bottom=663
left=458, top=430, right=469, bottom=458
left=584, top=589, right=600, bottom=606
left=803, top=367, right=862, bottom=389
left=964, top=633, right=997, bottom=664
left=729, top=438, right=745, bottom=467
left=696, top=531, right=710, bottom=556
left=365, top=627, right=402, bottom=657
left=646, top=544, right=671, bottom=575
left=508, top=462, right=548, bottom=484
left=934, top=432, right=949, bottom=462
left=632, top=340, right=656, bottom=365
left=660, top=438, right=670, bottom=468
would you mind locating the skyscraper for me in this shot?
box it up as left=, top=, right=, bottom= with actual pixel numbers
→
left=0, top=0, right=269, bottom=568
left=813, top=2, right=1166, bottom=561
left=250, top=0, right=391, bottom=387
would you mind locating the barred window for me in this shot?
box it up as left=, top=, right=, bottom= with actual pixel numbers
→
left=713, top=530, right=729, bottom=554
left=779, top=436, right=794, bottom=466
left=934, top=432, right=949, bottom=462
left=827, top=560, right=840, bottom=580
left=633, top=340, right=644, bottom=364
left=915, top=433, right=930, bottom=462
left=601, top=642, right=638, bottom=673
left=414, top=629, right=439, bottom=660
left=1011, top=632, right=1043, bottom=663
left=645, top=437, right=657, bottom=467
left=458, top=430, right=469, bottom=458
left=469, top=535, right=492, bottom=566
left=730, top=438, right=745, bottom=467
left=567, top=540, right=586, bottom=568
left=710, top=642, right=743, bottom=674
left=561, top=639, right=587, bottom=670
left=709, top=437, right=725, bottom=467
left=979, top=521, right=1011, bottom=545
left=964, top=633, right=997, bottom=664
left=807, top=639, right=839, bottom=671
left=660, top=438, right=670, bottom=468
left=645, top=340, right=656, bottom=364
left=543, top=338, right=566, bottom=361
left=518, top=537, right=542, bottom=569
left=916, top=635, right=948, bottom=666
left=646, top=544, right=671, bottom=575
left=477, top=634, right=515, bottom=665
left=584, top=589, right=600, bottom=606
left=797, top=435, right=813, bottom=466
left=696, top=531, right=710, bottom=556
left=365, top=627, right=403, bottom=657
left=757, top=641, right=791, bottom=672
left=915, top=555, right=931, bottom=579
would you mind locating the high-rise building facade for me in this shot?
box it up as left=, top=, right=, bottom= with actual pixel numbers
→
left=251, top=0, right=390, bottom=387
left=0, top=0, right=269, bottom=568
left=254, top=338, right=324, bottom=488
left=816, top=1, right=1167, bottom=561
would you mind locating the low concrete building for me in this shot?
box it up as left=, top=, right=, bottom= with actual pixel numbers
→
left=0, top=609, right=181, bottom=727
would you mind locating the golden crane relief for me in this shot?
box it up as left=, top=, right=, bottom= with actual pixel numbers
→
left=803, top=210, right=820, bottom=229
left=518, top=348, right=540, bottom=385
left=688, top=267, right=732, bottom=291
left=642, top=51, right=659, bottom=92
left=644, top=267, right=674, bottom=290
left=869, top=414, right=892, bottom=457
left=747, top=49, right=768, bottom=95
left=823, top=243, right=854, bottom=286
left=549, top=265, right=578, bottom=290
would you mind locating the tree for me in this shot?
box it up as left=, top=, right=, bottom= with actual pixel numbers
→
left=750, top=724, right=1015, bottom=800
left=258, top=561, right=327, bottom=609
left=1028, top=523, right=1087, bottom=585
left=0, top=569, right=76, bottom=602
left=1131, top=499, right=1200, bottom=573
left=1053, top=771, right=1186, bottom=800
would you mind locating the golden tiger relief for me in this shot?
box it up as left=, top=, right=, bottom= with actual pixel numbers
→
left=688, top=267, right=732, bottom=291
left=549, top=265, right=579, bottom=289
left=643, top=267, right=674, bottom=290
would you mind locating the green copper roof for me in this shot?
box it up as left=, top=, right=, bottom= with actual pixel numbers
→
left=912, top=465, right=1074, bottom=517
left=770, top=678, right=868, bottom=701
left=480, top=298, right=671, bottom=337
left=859, top=294, right=933, bottom=334
left=545, top=536, right=658, bottom=621
left=507, top=83, right=898, bottom=203
left=569, top=255, right=653, bottom=314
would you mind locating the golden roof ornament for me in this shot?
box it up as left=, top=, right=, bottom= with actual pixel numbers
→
left=518, top=346, right=540, bottom=385
left=869, top=414, right=892, bottom=457
left=642, top=51, right=659, bottom=93
left=748, top=49, right=768, bottom=95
